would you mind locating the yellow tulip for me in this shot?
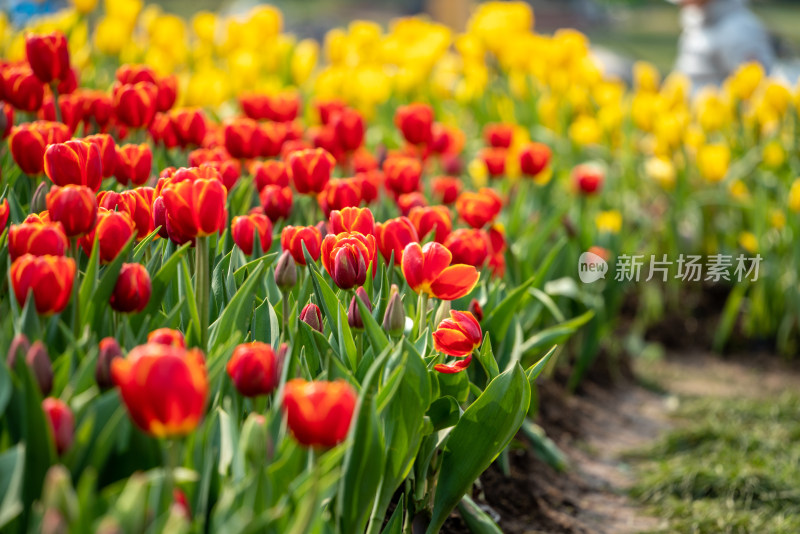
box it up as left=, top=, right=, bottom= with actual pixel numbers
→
left=569, top=115, right=602, bottom=146
left=104, top=0, right=142, bottom=25
left=729, top=180, right=749, bottom=201
left=645, top=157, right=676, bottom=190
left=192, top=11, right=217, bottom=43
left=94, top=17, right=132, bottom=55
left=788, top=179, right=800, bottom=212
left=762, top=140, right=785, bottom=169
left=729, top=62, right=764, bottom=101
left=697, top=144, right=730, bottom=183
left=770, top=209, right=786, bottom=230
left=633, top=61, right=660, bottom=93
left=72, top=0, right=98, bottom=15
left=292, top=39, right=319, bottom=86
left=595, top=210, right=623, bottom=234
left=738, top=232, right=758, bottom=253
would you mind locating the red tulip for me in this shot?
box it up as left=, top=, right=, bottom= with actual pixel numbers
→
left=111, top=342, right=208, bottom=437
left=2, top=64, right=45, bottom=111
left=8, top=218, right=69, bottom=260
left=42, top=398, right=74, bottom=455
left=240, top=91, right=300, bottom=122
left=171, top=108, right=207, bottom=147
left=44, top=140, right=103, bottom=191
left=226, top=342, right=282, bottom=397
left=0, top=198, right=8, bottom=232
left=408, top=205, right=452, bottom=243
left=519, top=142, right=551, bottom=178
left=401, top=241, right=479, bottom=301
left=38, top=94, right=83, bottom=134
left=155, top=75, right=178, bottom=112
left=259, top=185, right=293, bottom=222
left=10, top=254, right=76, bottom=314
left=25, top=32, right=70, bottom=84
left=110, top=263, right=152, bottom=313
left=113, top=82, right=158, bottom=129
left=96, top=337, right=122, bottom=390
left=161, top=171, right=227, bottom=239
left=281, top=225, right=322, bottom=265
left=396, top=192, right=427, bottom=216
left=383, top=156, right=422, bottom=196
left=572, top=163, right=604, bottom=195
left=199, top=160, right=240, bottom=191
left=259, top=121, right=288, bottom=158
left=80, top=208, right=136, bottom=263
left=148, top=328, right=186, bottom=348
left=84, top=134, right=116, bottom=178
left=315, top=98, right=347, bottom=125
left=282, top=379, right=357, bottom=448
left=1, top=103, right=14, bottom=138
left=320, top=231, right=377, bottom=289
left=9, top=121, right=70, bottom=175
left=455, top=188, right=503, bottom=229
left=224, top=117, right=263, bottom=159
left=354, top=169, right=383, bottom=204
left=443, top=228, right=490, bottom=267
left=395, top=103, right=434, bottom=145
left=252, top=160, right=290, bottom=191
left=232, top=213, right=273, bottom=256
left=479, top=147, right=507, bottom=178
left=431, top=176, right=462, bottom=205
left=148, top=112, right=180, bottom=148
left=287, top=148, right=335, bottom=195
left=375, top=216, right=419, bottom=264
left=331, top=107, right=365, bottom=152
left=299, top=303, right=323, bottom=332
left=483, top=123, right=514, bottom=148
left=329, top=207, right=375, bottom=236
left=318, top=178, right=362, bottom=216
left=430, top=123, right=465, bottom=155
left=433, top=310, right=481, bottom=373
left=46, top=184, right=98, bottom=237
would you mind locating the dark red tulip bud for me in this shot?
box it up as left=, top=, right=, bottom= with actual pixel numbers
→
left=469, top=299, right=484, bottom=322
left=300, top=303, right=323, bottom=333
left=274, top=250, right=297, bottom=289
left=382, top=285, right=405, bottom=336
left=347, top=287, right=372, bottom=330
left=6, top=333, right=31, bottom=369
left=27, top=341, right=53, bottom=396
left=96, top=337, right=122, bottom=390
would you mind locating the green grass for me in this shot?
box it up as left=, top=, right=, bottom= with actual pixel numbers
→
left=628, top=393, right=800, bottom=534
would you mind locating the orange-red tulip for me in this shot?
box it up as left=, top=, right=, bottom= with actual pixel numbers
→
left=110, top=263, right=152, bottom=313
left=240, top=91, right=300, bottom=122
left=483, top=123, right=514, bottom=148
left=329, top=206, right=374, bottom=236
left=148, top=112, right=180, bottom=148
left=395, top=103, right=434, bottom=145
left=199, top=160, right=240, bottom=191
left=114, top=143, right=152, bottom=186
left=223, top=117, right=263, bottom=159
left=572, top=163, right=604, bottom=195
left=519, top=142, right=552, bottom=178
left=430, top=123, right=465, bottom=155
left=383, top=156, right=422, bottom=196
left=331, top=107, right=365, bottom=151
left=282, top=379, right=357, bottom=448
left=259, top=185, right=293, bottom=222
left=396, top=192, right=427, bottom=216
left=1, top=103, right=13, bottom=138
left=258, top=121, right=287, bottom=158
left=252, top=160, right=290, bottom=191
left=113, top=82, right=158, bottom=129
left=318, top=178, right=361, bottom=216
left=8, top=218, right=68, bottom=260
left=316, top=98, right=347, bottom=125
left=148, top=328, right=186, bottom=348
left=232, top=213, right=273, bottom=256
left=25, top=32, right=70, bottom=84
left=98, top=188, right=155, bottom=240
left=226, top=342, right=282, bottom=397
left=42, top=398, right=74, bottom=455
left=80, top=208, right=135, bottom=263
left=443, top=228, right=490, bottom=267
left=46, top=184, right=97, bottom=237
left=111, top=342, right=208, bottom=438
left=479, top=147, right=507, bottom=178
left=321, top=231, right=377, bottom=289
left=455, top=188, right=503, bottom=229
left=38, top=94, right=83, bottom=134
left=44, top=140, right=103, bottom=191
left=281, top=225, right=322, bottom=265
left=431, top=176, right=462, bottom=205
left=401, top=241, right=479, bottom=301
left=433, top=310, right=481, bottom=373
left=84, top=134, right=116, bottom=178
left=375, top=216, right=419, bottom=264
left=409, top=205, right=452, bottom=243
left=2, top=64, right=45, bottom=111
left=354, top=169, right=383, bottom=204
left=10, top=254, right=76, bottom=314
left=287, top=148, right=335, bottom=195
left=0, top=198, right=8, bottom=232
left=161, top=172, right=227, bottom=239
left=9, top=121, right=70, bottom=175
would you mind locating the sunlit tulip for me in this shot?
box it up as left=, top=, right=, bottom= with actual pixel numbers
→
left=10, top=254, right=76, bottom=314
left=402, top=241, right=479, bottom=301
left=227, top=342, right=282, bottom=397
left=282, top=379, right=357, bottom=448
left=433, top=310, right=481, bottom=373
left=110, top=263, right=152, bottom=313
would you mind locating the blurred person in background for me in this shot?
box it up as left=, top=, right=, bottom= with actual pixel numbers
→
left=672, top=0, right=775, bottom=89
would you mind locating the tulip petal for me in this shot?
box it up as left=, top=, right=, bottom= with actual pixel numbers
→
left=430, top=264, right=479, bottom=301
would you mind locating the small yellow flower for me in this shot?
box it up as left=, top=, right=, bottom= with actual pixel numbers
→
left=468, top=158, right=489, bottom=188
left=645, top=156, right=676, bottom=190
left=788, top=179, right=800, bottom=212
left=729, top=180, right=750, bottom=201
left=292, top=39, right=319, bottom=86
left=569, top=114, right=602, bottom=146
left=595, top=210, right=622, bottom=234
left=762, top=140, right=785, bottom=169
left=633, top=61, right=660, bottom=93
left=94, top=17, right=132, bottom=55
left=728, top=62, right=764, bottom=101
left=697, top=143, right=730, bottom=183
left=770, top=209, right=786, bottom=230
left=738, top=232, right=758, bottom=253
left=72, top=0, right=98, bottom=14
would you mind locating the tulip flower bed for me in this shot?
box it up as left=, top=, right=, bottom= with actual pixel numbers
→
left=2, top=0, right=800, bottom=532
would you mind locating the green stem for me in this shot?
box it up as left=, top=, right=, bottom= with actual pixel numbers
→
left=281, top=290, right=289, bottom=341
left=415, top=292, right=428, bottom=340
left=70, top=237, right=80, bottom=339
left=161, top=439, right=180, bottom=516
left=195, top=236, right=210, bottom=351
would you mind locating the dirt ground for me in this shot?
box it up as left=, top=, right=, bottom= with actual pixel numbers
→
left=443, top=350, right=800, bottom=533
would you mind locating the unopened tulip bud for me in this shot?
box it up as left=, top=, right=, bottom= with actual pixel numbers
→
left=382, top=285, right=405, bottom=336
left=274, top=250, right=297, bottom=289
left=27, top=341, right=53, bottom=396
left=278, top=342, right=289, bottom=362
left=433, top=300, right=451, bottom=328
left=42, top=465, right=78, bottom=524
left=300, top=303, right=323, bottom=332
left=469, top=299, right=483, bottom=322
left=41, top=509, right=67, bottom=534
left=96, top=337, right=122, bottom=390
left=42, top=397, right=74, bottom=455
left=240, top=413, right=272, bottom=467
left=6, top=333, right=31, bottom=369
left=348, top=287, right=372, bottom=330
left=31, top=181, right=50, bottom=213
